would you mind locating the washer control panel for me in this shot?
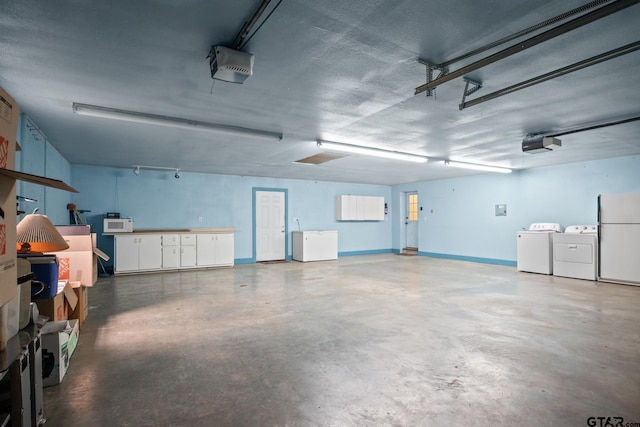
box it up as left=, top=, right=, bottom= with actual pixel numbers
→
left=528, top=223, right=561, bottom=232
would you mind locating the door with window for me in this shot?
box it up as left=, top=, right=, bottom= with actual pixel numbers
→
left=405, top=192, right=419, bottom=249
left=255, top=190, right=286, bottom=261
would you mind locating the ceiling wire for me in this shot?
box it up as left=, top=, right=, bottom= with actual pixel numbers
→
left=239, top=0, right=285, bottom=50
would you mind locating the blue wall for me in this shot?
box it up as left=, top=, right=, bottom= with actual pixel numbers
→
left=70, top=165, right=393, bottom=266
left=17, top=114, right=71, bottom=225
left=393, top=155, right=640, bottom=264
left=15, top=112, right=640, bottom=268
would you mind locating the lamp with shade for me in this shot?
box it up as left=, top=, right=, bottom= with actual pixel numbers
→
left=16, top=209, right=69, bottom=254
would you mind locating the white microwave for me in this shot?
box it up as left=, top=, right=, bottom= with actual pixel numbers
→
left=104, top=218, right=133, bottom=233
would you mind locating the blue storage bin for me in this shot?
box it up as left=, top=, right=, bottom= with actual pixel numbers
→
left=18, top=254, right=59, bottom=299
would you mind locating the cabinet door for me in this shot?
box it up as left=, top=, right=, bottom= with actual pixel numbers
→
left=162, top=247, right=179, bottom=269
left=138, top=235, right=162, bottom=271
left=115, top=235, right=139, bottom=272
left=364, top=196, right=384, bottom=220
left=336, top=195, right=348, bottom=220
left=181, top=245, right=197, bottom=267
left=374, top=197, right=385, bottom=220
left=196, top=234, right=216, bottom=266
left=337, top=195, right=360, bottom=220
left=214, top=233, right=234, bottom=266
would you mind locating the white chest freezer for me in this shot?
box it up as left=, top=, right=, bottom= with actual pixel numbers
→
left=292, top=231, right=338, bottom=262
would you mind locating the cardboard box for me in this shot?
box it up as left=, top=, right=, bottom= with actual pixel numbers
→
left=0, top=85, right=78, bottom=307
left=69, top=282, right=88, bottom=329
left=34, top=281, right=78, bottom=322
left=40, top=319, right=79, bottom=387
left=50, top=232, right=109, bottom=287
left=0, top=86, right=19, bottom=307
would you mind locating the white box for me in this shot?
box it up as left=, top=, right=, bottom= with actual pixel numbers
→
left=50, top=233, right=109, bottom=287
left=40, top=319, right=80, bottom=387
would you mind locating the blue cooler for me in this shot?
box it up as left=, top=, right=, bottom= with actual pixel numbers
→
left=18, top=254, right=59, bottom=299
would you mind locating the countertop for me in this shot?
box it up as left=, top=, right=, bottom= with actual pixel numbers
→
left=104, top=227, right=234, bottom=235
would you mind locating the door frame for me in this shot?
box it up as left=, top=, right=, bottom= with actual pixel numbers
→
left=402, top=191, right=419, bottom=250
left=252, top=187, right=288, bottom=262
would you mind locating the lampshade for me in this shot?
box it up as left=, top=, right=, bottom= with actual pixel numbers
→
left=16, top=213, right=69, bottom=253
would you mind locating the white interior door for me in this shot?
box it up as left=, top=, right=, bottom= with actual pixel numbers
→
left=405, top=192, right=419, bottom=249
left=256, top=190, right=286, bottom=261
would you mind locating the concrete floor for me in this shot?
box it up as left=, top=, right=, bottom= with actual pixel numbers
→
left=43, top=254, right=640, bottom=426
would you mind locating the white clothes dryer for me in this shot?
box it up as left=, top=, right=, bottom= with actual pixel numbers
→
left=553, top=225, right=598, bottom=281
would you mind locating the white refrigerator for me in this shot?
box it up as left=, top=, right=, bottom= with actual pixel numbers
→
left=598, top=192, right=640, bottom=286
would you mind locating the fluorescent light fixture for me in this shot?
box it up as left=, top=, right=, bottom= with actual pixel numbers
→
left=317, top=140, right=428, bottom=163
left=72, top=103, right=282, bottom=141
left=444, top=160, right=512, bottom=174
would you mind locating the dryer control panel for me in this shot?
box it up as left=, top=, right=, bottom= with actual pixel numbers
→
left=564, top=225, right=597, bottom=234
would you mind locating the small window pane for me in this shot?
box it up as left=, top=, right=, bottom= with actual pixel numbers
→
left=409, top=194, right=418, bottom=221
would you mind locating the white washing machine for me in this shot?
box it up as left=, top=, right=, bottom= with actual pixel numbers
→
left=553, top=225, right=598, bottom=281
left=517, top=223, right=561, bottom=274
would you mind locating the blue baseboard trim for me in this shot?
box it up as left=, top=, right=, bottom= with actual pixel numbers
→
left=339, top=249, right=394, bottom=257
left=419, top=252, right=516, bottom=267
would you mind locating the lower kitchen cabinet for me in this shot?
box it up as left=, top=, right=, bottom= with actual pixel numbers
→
left=115, top=234, right=162, bottom=273
left=161, top=234, right=179, bottom=269
left=113, top=229, right=234, bottom=274
left=180, top=234, right=197, bottom=267
left=196, top=233, right=234, bottom=267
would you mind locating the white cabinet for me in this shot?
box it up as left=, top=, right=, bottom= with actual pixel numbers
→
left=180, top=234, right=197, bottom=267
left=336, top=195, right=384, bottom=221
left=161, top=234, right=179, bottom=269
left=115, top=234, right=162, bottom=273
left=215, top=233, right=234, bottom=266
left=364, top=196, right=384, bottom=220
left=336, top=195, right=358, bottom=220
left=292, top=231, right=338, bottom=262
left=113, top=230, right=234, bottom=274
left=196, top=233, right=234, bottom=267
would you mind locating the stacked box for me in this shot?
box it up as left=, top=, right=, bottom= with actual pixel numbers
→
left=40, top=319, right=80, bottom=387
left=34, top=281, right=78, bottom=322
left=69, top=282, right=88, bottom=329
left=0, top=86, right=19, bottom=309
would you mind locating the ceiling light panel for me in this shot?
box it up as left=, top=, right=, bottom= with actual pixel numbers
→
left=444, top=160, right=512, bottom=173
left=72, top=103, right=282, bottom=141
left=317, top=140, right=428, bottom=163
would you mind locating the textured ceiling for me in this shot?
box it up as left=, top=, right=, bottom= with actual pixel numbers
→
left=1, top=0, right=639, bottom=185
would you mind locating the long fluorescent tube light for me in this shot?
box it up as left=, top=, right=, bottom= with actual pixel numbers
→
left=317, top=141, right=428, bottom=163
left=444, top=160, right=512, bottom=173
left=72, top=103, right=282, bottom=141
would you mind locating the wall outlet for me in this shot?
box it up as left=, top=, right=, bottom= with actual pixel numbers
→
left=198, top=216, right=203, bottom=223
left=293, top=217, right=299, bottom=222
